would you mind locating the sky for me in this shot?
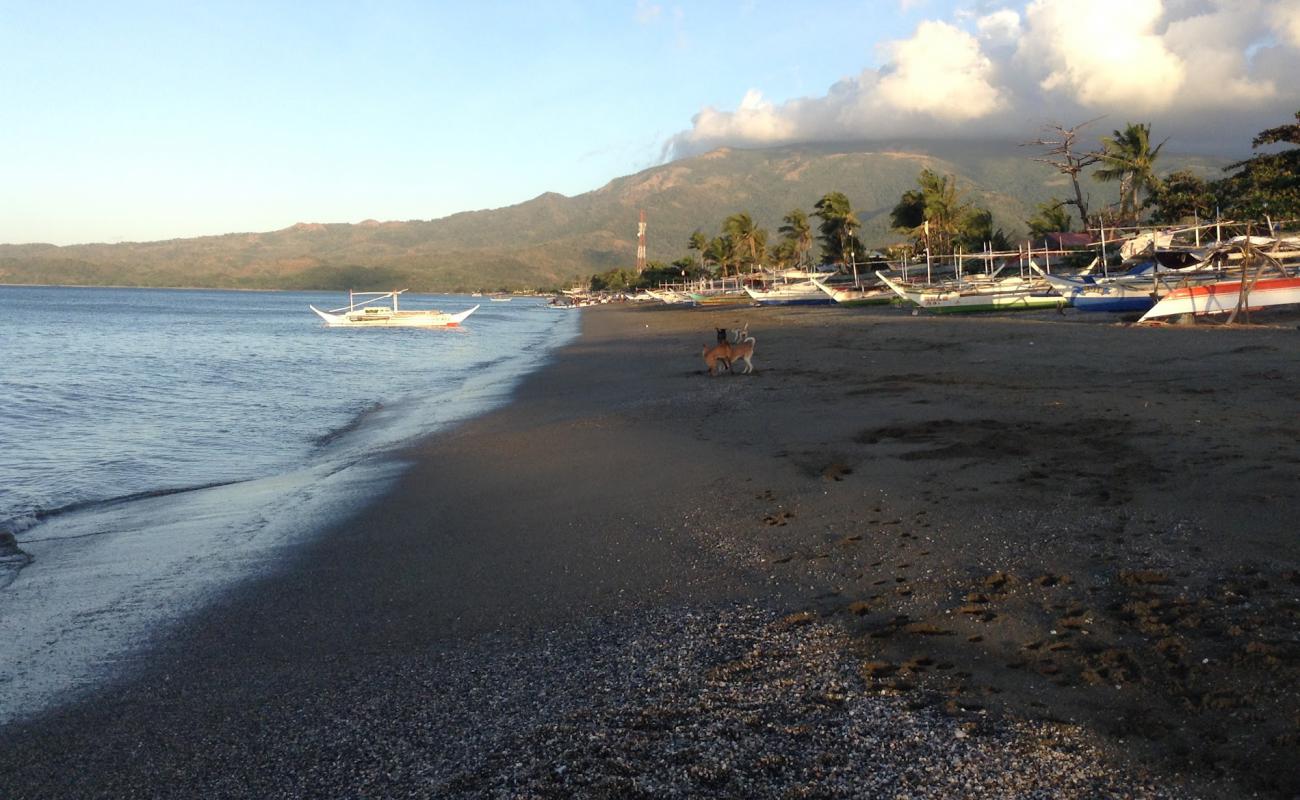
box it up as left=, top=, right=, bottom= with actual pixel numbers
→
left=2, top=0, right=1297, bottom=245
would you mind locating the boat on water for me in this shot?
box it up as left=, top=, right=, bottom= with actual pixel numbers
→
left=310, top=290, right=479, bottom=328
left=489, top=296, right=513, bottom=302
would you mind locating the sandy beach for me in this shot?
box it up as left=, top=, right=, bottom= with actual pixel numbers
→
left=2, top=303, right=1298, bottom=798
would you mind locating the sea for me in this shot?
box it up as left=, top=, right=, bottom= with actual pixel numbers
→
left=0, top=285, right=579, bottom=723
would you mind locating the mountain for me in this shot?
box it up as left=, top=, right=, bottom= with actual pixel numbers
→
left=0, top=141, right=1226, bottom=292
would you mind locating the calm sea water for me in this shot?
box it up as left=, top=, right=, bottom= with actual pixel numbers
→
left=0, top=286, right=575, bottom=532
left=0, top=285, right=579, bottom=722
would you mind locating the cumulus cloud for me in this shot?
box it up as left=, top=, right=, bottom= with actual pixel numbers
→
left=689, top=89, right=796, bottom=144
left=665, top=0, right=1300, bottom=158
left=1020, top=0, right=1185, bottom=109
left=976, top=9, right=1021, bottom=44
left=878, top=21, right=1005, bottom=119
left=1272, top=0, right=1300, bottom=46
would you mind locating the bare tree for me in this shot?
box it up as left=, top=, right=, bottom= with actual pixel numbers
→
left=1022, top=118, right=1103, bottom=230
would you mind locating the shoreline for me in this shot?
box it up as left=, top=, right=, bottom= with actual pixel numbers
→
left=2, top=304, right=1297, bottom=797
left=0, top=291, right=577, bottom=727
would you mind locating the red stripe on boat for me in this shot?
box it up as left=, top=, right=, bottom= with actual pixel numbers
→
left=1166, top=277, right=1300, bottom=299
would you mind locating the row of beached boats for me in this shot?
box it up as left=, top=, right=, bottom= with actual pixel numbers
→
left=635, top=221, right=1300, bottom=323
left=307, top=223, right=1300, bottom=327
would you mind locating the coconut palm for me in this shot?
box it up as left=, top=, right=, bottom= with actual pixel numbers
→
left=1094, top=122, right=1166, bottom=223
left=1026, top=201, right=1074, bottom=237
left=778, top=209, right=813, bottom=268
left=770, top=239, right=799, bottom=270
left=890, top=169, right=971, bottom=255
left=687, top=229, right=708, bottom=270
left=812, top=192, right=862, bottom=265
left=723, top=212, right=766, bottom=272
left=704, top=235, right=735, bottom=277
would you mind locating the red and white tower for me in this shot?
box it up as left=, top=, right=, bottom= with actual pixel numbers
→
left=635, top=209, right=647, bottom=272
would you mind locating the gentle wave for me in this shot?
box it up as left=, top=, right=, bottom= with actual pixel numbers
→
left=6, top=479, right=249, bottom=542
left=311, top=400, right=386, bottom=449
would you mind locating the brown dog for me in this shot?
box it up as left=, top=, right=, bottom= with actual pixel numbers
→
left=727, top=331, right=756, bottom=374
left=702, top=340, right=732, bottom=375
left=701, top=326, right=756, bottom=375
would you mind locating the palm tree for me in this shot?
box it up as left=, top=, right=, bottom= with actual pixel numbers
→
left=890, top=169, right=970, bottom=255
left=704, top=235, right=735, bottom=277
left=687, top=229, right=708, bottom=271
left=770, top=239, right=798, bottom=270
left=1094, top=122, right=1166, bottom=223
left=812, top=192, right=862, bottom=265
left=723, top=212, right=766, bottom=272
left=1027, top=201, right=1074, bottom=237
left=778, top=209, right=813, bottom=268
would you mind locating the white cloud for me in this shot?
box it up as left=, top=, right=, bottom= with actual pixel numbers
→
left=1161, top=0, right=1277, bottom=104
left=878, top=21, right=1005, bottom=119
left=1272, top=0, right=1300, bottom=46
left=976, top=9, right=1021, bottom=44
left=688, top=89, right=796, bottom=144
left=665, top=0, right=1300, bottom=158
left=1021, top=0, right=1185, bottom=109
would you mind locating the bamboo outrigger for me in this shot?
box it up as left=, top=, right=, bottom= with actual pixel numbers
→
left=310, top=290, right=479, bottom=328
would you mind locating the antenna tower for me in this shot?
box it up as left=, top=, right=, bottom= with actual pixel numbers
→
left=636, top=209, right=647, bottom=272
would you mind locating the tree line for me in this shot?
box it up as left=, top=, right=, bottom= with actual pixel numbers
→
left=586, top=109, right=1298, bottom=290
left=1027, top=110, right=1299, bottom=234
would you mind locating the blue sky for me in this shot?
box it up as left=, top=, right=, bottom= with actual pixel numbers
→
left=2, top=1, right=1295, bottom=245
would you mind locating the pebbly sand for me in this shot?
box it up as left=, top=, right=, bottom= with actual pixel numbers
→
left=1, top=304, right=1297, bottom=798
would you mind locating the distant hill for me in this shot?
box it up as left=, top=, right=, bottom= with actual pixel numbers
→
left=0, top=141, right=1226, bottom=292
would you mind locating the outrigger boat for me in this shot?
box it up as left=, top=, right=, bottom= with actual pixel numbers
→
left=743, top=280, right=832, bottom=306
left=645, top=288, right=694, bottom=305
left=1139, top=275, right=1300, bottom=322
left=1136, top=235, right=1300, bottom=322
left=811, top=276, right=895, bottom=306
left=876, top=271, right=1064, bottom=313
left=310, top=290, right=479, bottom=328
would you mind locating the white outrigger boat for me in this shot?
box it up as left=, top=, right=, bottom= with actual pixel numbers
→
left=743, top=279, right=832, bottom=306
left=811, top=276, right=896, bottom=306
left=876, top=271, right=1064, bottom=313
left=310, top=290, right=479, bottom=328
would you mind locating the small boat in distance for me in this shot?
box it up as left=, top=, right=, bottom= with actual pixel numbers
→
left=310, top=290, right=479, bottom=328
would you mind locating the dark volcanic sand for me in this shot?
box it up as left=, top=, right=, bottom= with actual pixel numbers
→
left=1, top=304, right=1297, bottom=798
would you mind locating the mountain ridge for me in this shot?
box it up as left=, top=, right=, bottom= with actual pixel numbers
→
left=0, top=140, right=1227, bottom=291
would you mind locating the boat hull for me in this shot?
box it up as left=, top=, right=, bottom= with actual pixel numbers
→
left=687, top=291, right=751, bottom=307
left=310, top=304, right=479, bottom=328
left=1139, top=277, right=1300, bottom=321
left=1071, top=293, right=1157, bottom=313
left=812, top=279, right=894, bottom=306
left=876, top=272, right=1063, bottom=313
left=743, top=282, right=833, bottom=306
left=645, top=289, right=694, bottom=305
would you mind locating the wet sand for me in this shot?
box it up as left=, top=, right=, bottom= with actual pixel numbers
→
left=1, top=304, right=1297, bottom=798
